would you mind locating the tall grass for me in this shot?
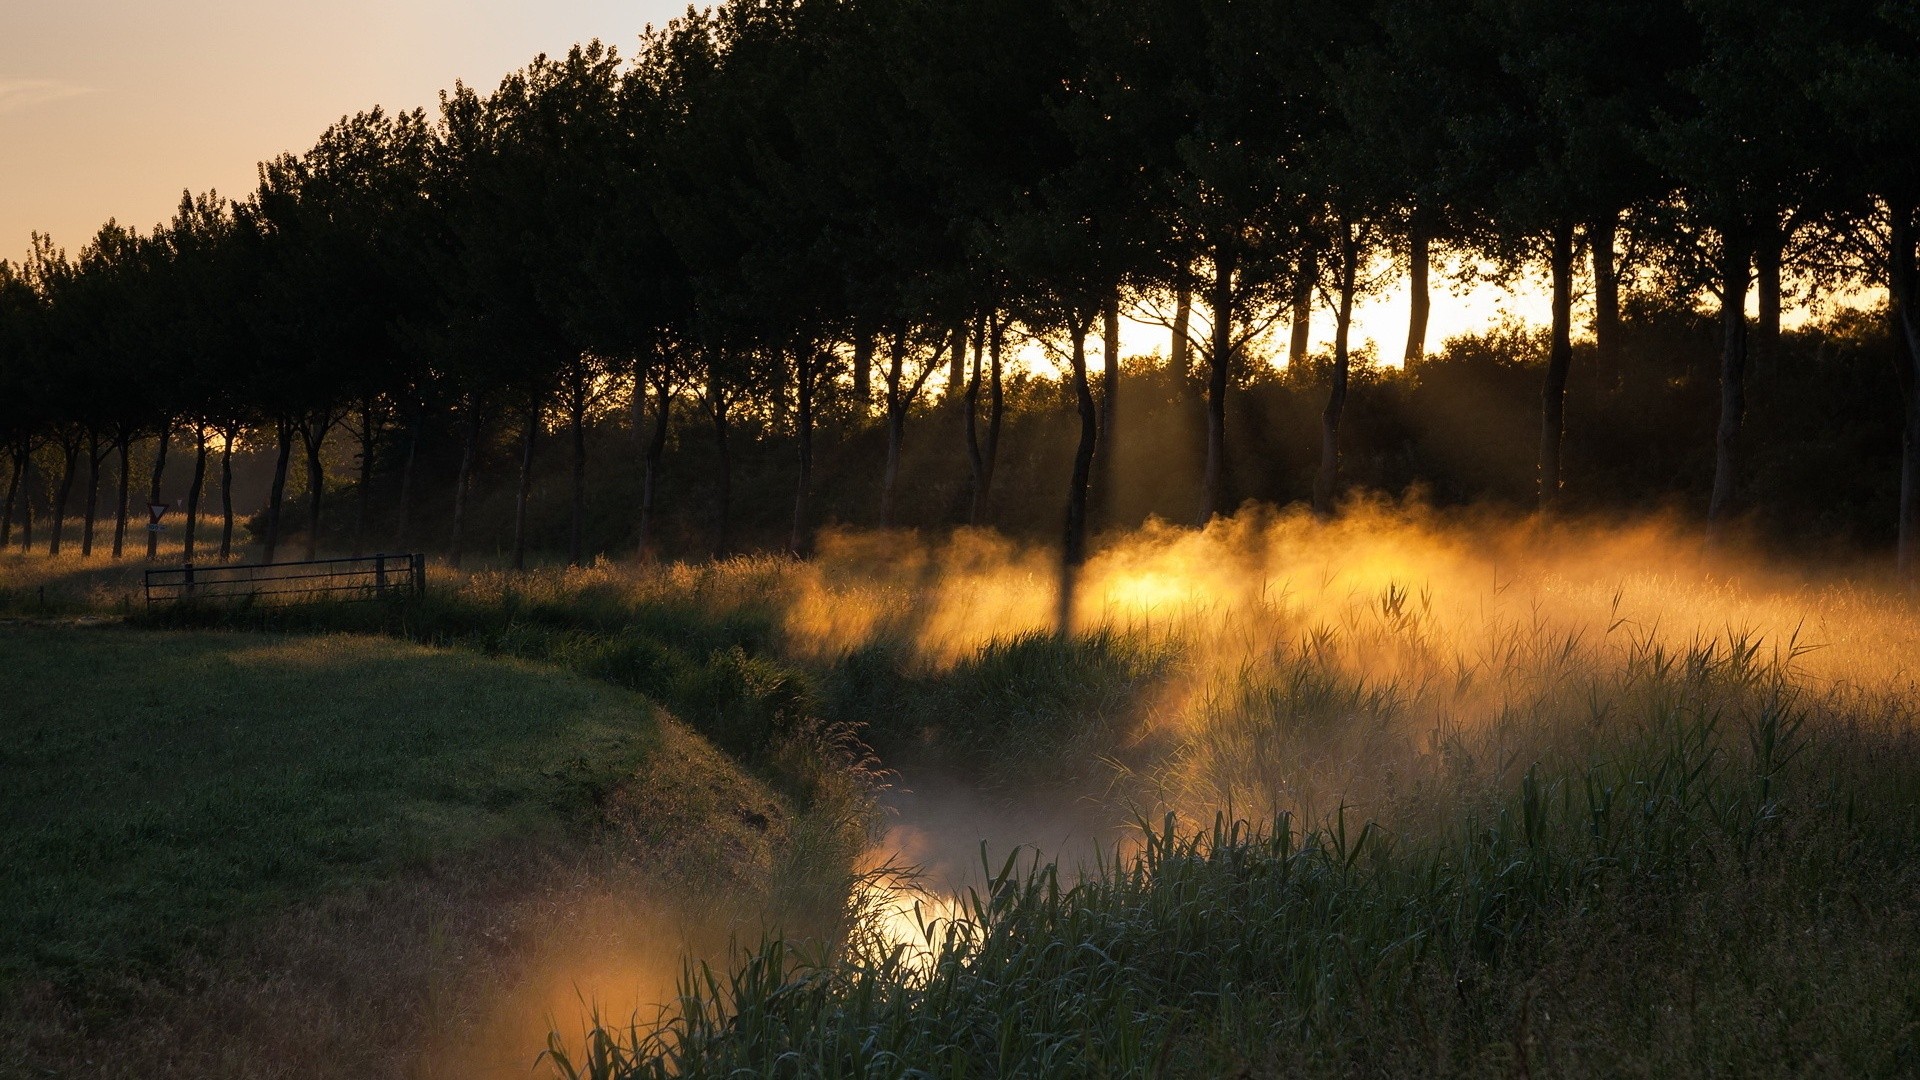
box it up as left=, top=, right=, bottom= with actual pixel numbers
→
left=523, top=511, right=1920, bottom=1077
left=550, top=626, right=1920, bottom=1076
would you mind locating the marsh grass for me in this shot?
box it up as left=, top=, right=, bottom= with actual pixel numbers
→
left=515, top=514, right=1920, bottom=1078
left=554, top=632, right=1920, bottom=1077
left=829, top=629, right=1176, bottom=790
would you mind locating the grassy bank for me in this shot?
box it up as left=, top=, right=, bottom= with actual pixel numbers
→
left=0, top=625, right=828, bottom=1078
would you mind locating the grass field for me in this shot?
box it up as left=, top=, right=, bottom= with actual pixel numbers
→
left=5, top=508, right=1920, bottom=1077
left=1, top=627, right=674, bottom=985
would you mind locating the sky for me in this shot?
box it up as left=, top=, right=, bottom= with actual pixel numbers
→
left=1, top=1, right=686, bottom=257
left=0, top=0, right=1538, bottom=362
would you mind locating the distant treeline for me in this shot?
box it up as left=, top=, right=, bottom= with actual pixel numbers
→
left=2, top=0, right=1918, bottom=575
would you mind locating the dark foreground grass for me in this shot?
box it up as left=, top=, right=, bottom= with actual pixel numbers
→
left=0, top=626, right=681, bottom=995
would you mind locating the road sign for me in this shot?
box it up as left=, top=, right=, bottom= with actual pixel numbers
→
left=147, top=502, right=170, bottom=532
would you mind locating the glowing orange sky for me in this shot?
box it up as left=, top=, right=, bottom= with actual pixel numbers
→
left=1, top=0, right=684, bottom=261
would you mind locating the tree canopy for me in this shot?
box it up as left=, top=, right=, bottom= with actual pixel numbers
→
left=4, top=0, right=1919, bottom=582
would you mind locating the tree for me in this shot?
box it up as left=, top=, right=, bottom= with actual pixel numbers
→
left=1818, top=0, right=1920, bottom=580
left=1461, top=0, right=1695, bottom=510
left=1303, top=0, right=1399, bottom=516
left=1637, top=1, right=1834, bottom=528
left=1336, top=0, right=1497, bottom=369
left=1080, top=0, right=1316, bottom=523
left=963, top=313, right=1007, bottom=523
left=22, top=236, right=87, bottom=559
left=149, top=193, right=246, bottom=563
left=0, top=260, right=37, bottom=550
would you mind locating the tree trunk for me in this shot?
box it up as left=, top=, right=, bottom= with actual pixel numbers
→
left=512, top=408, right=537, bottom=571
left=880, top=398, right=907, bottom=527
left=641, top=378, right=670, bottom=559
left=852, top=332, right=873, bottom=414
left=637, top=355, right=660, bottom=541
left=1888, top=203, right=1919, bottom=583
left=219, top=424, right=237, bottom=560
left=987, top=317, right=1004, bottom=501
left=1314, top=222, right=1359, bottom=517
left=968, top=315, right=1005, bottom=525
left=1060, top=314, right=1100, bottom=636
left=1404, top=217, right=1431, bottom=367
left=0, top=445, right=20, bottom=549
left=1171, top=275, right=1193, bottom=383
left=1756, top=223, right=1783, bottom=371
left=1708, top=231, right=1752, bottom=525
left=791, top=343, right=816, bottom=556
left=709, top=390, right=732, bottom=558
left=1200, top=248, right=1236, bottom=524
left=881, top=328, right=907, bottom=527
left=949, top=323, right=967, bottom=400
left=112, top=436, right=130, bottom=559
left=183, top=425, right=209, bottom=562
left=146, top=424, right=172, bottom=561
left=300, top=418, right=328, bottom=561
left=354, top=401, right=376, bottom=557
left=48, top=437, right=79, bottom=557
left=1898, top=301, right=1920, bottom=585
left=394, top=421, right=417, bottom=551
left=263, top=420, right=293, bottom=564
left=449, top=408, right=479, bottom=570
left=569, top=372, right=588, bottom=568
left=81, top=430, right=102, bottom=558
left=966, top=317, right=987, bottom=523
left=1591, top=214, right=1622, bottom=390
left=17, top=451, right=31, bottom=552
left=1097, top=290, right=1122, bottom=519
left=1289, top=247, right=1316, bottom=368
left=1539, top=221, right=1577, bottom=510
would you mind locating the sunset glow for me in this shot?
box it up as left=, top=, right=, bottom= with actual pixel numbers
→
left=0, top=1, right=683, bottom=260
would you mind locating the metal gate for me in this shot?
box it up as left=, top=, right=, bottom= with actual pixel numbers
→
left=143, top=553, right=427, bottom=606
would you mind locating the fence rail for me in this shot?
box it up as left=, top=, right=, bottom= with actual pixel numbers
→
left=143, top=553, right=427, bottom=606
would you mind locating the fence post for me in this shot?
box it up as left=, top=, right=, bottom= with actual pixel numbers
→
left=412, top=554, right=426, bottom=597
left=183, top=563, right=195, bottom=600
left=375, top=553, right=389, bottom=595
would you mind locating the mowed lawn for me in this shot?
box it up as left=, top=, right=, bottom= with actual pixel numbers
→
left=0, top=627, right=671, bottom=990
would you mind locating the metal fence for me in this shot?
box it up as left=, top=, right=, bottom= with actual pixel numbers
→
left=143, top=553, right=427, bottom=606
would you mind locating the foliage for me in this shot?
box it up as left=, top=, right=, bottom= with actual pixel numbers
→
left=5, top=0, right=1920, bottom=572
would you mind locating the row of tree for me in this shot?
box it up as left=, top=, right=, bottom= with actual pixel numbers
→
left=3, top=0, right=1920, bottom=582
